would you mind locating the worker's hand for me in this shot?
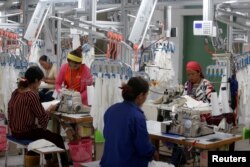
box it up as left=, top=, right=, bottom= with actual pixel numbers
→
left=43, top=77, right=49, bottom=83
left=47, top=104, right=57, bottom=113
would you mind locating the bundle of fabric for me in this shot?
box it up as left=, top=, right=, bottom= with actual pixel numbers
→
left=206, top=113, right=235, bottom=126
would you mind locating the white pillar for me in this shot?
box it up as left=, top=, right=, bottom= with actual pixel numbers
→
left=166, top=6, right=172, bottom=37
left=203, top=0, right=214, bottom=21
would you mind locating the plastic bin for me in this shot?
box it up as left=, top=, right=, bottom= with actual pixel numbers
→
left=77, top=124, right=92, bottom=137
left=0, top=126, right=7, bottom=151
left=24, top=153, right=40, bottom=167
left=73, top=161, right=92, bottom=167
left=95, top=130, right=105, bottom=143
left=68, top=138, right=92, bottom=167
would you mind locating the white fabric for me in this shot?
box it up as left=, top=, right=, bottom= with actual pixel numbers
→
left=237, top=67, right=250, bottom=126
left=42, top=100, right=60, bottom=110
left=182, top=95, right=209, bottom=108
left=218, top=75, right=228, bottom=102
left=72, top=34, right=80, bottom=50
left=83, top=47, right=95, bottom=68
left=0, top=63, right=19, bottom=117
left=113, top=74, right=122, bottom=104
left=148, top=160, right=174, bottom=167
left=90, top=75, right=102, bottom=130
left=99, top=77, right=109, bottom=133
left=27, top=139, right=55, bottom=151
left=152, top=46, right=175, bottom=88
left=29, top=40, right=45, bottom=63
left=108, top=77, right=114, bottom=105
left=90, top=74, right=123, bottom=133
left=87, top=85, right=95, bottom=105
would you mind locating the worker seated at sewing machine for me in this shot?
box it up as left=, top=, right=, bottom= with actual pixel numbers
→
left=38, top=55, right=57, bottom=102
left=159, top=94, right=235, bottom=137
left=55, top=46, right=93, bottom=106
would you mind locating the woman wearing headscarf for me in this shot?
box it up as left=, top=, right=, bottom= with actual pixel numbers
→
left=55, top=46, right=93, bottom=105
left=183, top=61, right=214, bottom=103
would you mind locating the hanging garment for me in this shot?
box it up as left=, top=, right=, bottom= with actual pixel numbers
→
left=98, top=76, right=109, bottom=133
left=113, top=74, right=122, bottom=104
left=72, top=34, right=80, bottom=50
left=90, top=74, right=123, bottom=133
left=236, top=65, right=250, bottom=126
left=153, top=45, right=175, bottom=87
left=108, top=77, right=114, bottom=106
left=29, top=40, right=45, bottom=63
left=90, top=74, right=102, bottom=130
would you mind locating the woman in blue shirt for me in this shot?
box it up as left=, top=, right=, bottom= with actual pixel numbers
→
left=100, top=77, right=157, bottom=167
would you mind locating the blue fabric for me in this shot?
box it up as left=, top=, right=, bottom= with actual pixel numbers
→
left=228, top=75, right=238, bottom=110
left=100, top=101, right=155, bottom=167
left=7, top=135, right=34, bottom=146
left=229, top=75, right=238, bottom=97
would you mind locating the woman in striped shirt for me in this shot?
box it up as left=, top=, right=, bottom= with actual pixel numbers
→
left=183, top=61, right=214, bottom=103
left=8, top=66, right=69, bottom=166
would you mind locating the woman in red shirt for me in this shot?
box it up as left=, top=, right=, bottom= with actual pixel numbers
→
left=56, top=46, right=93, bottom=105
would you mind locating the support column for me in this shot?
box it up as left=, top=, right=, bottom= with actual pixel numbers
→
left=203, top=0, right=214, bottom=21
left=57, top=13, right=62, bottom=69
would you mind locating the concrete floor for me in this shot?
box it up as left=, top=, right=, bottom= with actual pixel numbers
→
left=0, top=125, right=249, bottom=167
left=0, top=140, right=250, bottom=167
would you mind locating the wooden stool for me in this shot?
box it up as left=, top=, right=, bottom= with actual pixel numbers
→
left=33, top=146, right=65, bottom=167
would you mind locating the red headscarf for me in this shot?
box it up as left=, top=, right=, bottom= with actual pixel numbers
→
left=186, top=61, right=202, bottom=72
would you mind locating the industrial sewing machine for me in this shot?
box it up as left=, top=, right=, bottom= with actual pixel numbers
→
left=156, top=89, right=184, bottom=122
left=161, top=106, right=214, bottom=138
left=58, top=89, right=85, bottom=114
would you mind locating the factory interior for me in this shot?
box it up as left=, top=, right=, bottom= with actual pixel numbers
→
left=0, top=0, right=250, bottom=167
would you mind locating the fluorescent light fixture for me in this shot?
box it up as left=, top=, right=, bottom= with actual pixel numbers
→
left=12, top=2, right=20, bottom=5
left=40, top=0, right=78, bottom=2
left=224, top=1, right=237, bottom=4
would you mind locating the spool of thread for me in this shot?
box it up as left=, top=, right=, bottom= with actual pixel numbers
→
left=221, top=87, right=231, bottom=113
left=210, top=91, right=221, bottom=116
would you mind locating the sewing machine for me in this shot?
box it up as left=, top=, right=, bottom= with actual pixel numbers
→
left=161, top=106, right=214, bottom=138
left=58, top=89, right=85, bottom=114
left=156, top=95, right=186, bottom=122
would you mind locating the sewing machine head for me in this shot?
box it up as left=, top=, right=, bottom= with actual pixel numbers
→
left=58, top=89, right=84, bottom=114
left=161, top=106, right=213, bottom=137
left=162, top=87, right=183, bottom=104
